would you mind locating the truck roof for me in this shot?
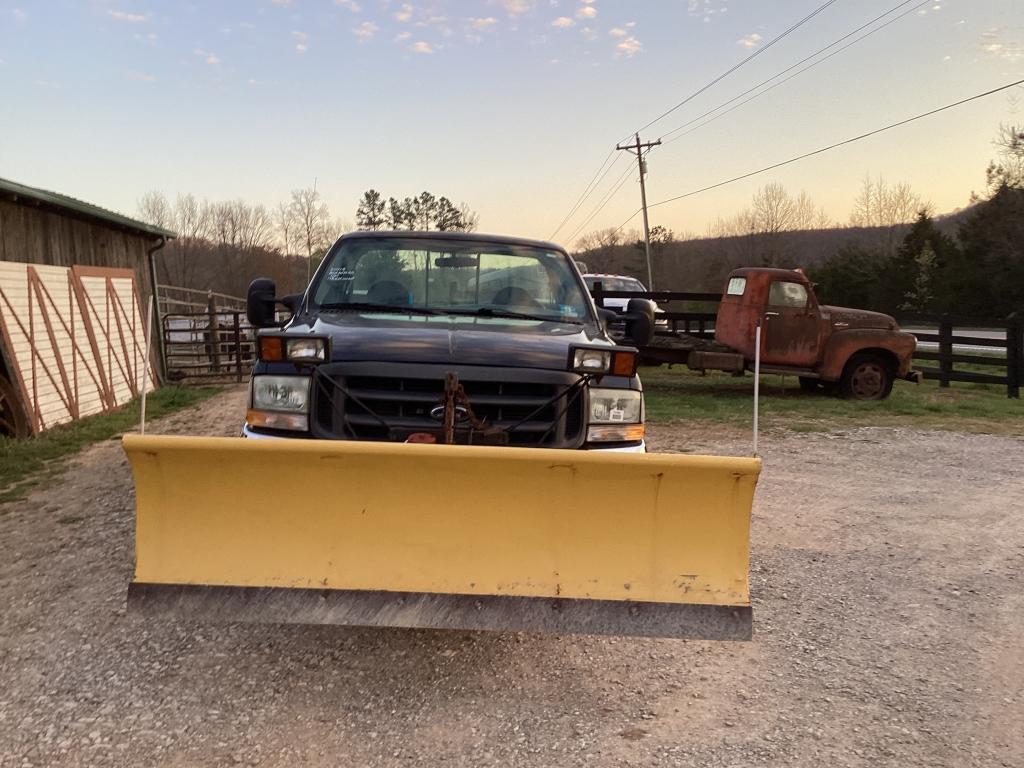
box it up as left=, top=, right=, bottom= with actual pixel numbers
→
left=336, top=230, right=568, bottom=253
left=729, top=266, right=808, bottom=281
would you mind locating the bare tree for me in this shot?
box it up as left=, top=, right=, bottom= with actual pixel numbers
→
left=290, top=187, right=331, bottom=282
left=849, top=176, right=926, bottom=252
left=276, top=201, right=295, bottom=257
left=138, top=191, right=174, bottom=231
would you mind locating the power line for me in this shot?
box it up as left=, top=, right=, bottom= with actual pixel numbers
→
left=611, top=79, right=1024, bottom=232
left=660, top=0, right=930, bottom=146
left=564, top=162, right=637, bottom=246
left=629, top=0, right=842, bottom=140
left=548, top=149, right=618, bottom=240
left=555, top=0, right=841, bottom=241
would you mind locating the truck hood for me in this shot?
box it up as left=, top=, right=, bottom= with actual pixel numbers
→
left=286, top=312, right=610, bottom=370
left=823, top=306, right=898, bottom=331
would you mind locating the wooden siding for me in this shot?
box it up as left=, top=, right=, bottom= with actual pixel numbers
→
left=0, top=198, right=157, bottom=305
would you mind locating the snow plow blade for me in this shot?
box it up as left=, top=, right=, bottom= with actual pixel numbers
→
left=124, top=435, right=761, bottom=640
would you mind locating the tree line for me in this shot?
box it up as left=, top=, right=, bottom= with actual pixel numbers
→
left=575, top=124, right=1023, bottom=318
left=137, top=187, right=479, bottom=297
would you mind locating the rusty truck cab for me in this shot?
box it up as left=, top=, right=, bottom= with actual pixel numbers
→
left=715, top=268, right=824, bottom=368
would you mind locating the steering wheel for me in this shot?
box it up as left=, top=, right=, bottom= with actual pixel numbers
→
left=366, top=280, right=409, bottom=306
left=491, top=286, right=542, bottom=311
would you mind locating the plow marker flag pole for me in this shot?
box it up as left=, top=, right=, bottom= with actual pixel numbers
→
left=123, top=435, right=762, bottom=640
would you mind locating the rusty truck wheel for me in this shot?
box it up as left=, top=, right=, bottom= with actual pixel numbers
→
left=840, top=354, right=894, bottom=401
left=0, top=371, right=30, bottom=438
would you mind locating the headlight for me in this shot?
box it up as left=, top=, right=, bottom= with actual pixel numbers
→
left=286, top=338, right=327, bottom=361
left=572, top=348, right=611, bottom=374
left=588, top=388, right=642, bottom=424
left=251, top=375, right=310, bottom=413
left=258, top=335, right=328, bottom=362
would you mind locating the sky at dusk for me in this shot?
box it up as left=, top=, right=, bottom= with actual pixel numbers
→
left=0, top=0, right=1021, bottom=245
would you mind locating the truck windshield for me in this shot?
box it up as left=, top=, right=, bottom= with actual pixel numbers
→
left=583, top=276, right=647, bottom=292
left=309, top=238, right=591, bottom=323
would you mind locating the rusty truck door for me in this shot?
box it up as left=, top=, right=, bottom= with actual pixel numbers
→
left=762, top=280, right=820, bottom=367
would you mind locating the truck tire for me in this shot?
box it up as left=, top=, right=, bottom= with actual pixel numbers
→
left=0, top=371, right=30, bottom=438
left=840, top=353, right=894, bottom=401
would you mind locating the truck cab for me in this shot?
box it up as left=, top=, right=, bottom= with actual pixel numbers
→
left=242, top=232, right=653, bottom=450
left=694, top=268, right=919, bottom=399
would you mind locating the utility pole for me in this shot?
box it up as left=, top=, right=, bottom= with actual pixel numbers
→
left=616, top=133, right=661, bottom=289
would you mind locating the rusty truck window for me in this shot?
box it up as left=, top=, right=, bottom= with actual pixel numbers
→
left=768, top=281, right=808, bottom=308
left=726, top=277, right=746, bottom=296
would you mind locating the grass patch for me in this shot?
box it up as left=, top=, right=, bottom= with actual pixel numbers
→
left=641, top=365, right=1024, bottom=435
left=0, top=386, right=221, bottom=503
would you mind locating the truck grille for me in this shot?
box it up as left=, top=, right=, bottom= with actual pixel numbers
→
left=310, top=362, right=585, bottom=448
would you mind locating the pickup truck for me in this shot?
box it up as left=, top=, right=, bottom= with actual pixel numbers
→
left=243, top=231, right=653, bottom=450
left=641, top=267, right=920, bottom=400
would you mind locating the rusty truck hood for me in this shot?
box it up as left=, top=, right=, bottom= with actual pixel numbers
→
left=823, top=306, right=897, bottom=331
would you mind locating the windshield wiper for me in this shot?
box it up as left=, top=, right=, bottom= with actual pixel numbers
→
left=440, top=307, right=583, bottom=324
left=318, top=302, right=441, bottom=316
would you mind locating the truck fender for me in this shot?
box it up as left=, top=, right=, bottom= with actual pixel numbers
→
left=819, top=330, right=916, bottom=381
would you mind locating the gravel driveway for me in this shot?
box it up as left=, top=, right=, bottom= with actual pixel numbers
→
left=1, top=386, right=1021, bottom=767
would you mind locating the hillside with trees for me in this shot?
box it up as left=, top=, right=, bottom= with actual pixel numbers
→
left=137, top=187, right=478, bottom=297
left=575, top=124, right=1022, bottom=318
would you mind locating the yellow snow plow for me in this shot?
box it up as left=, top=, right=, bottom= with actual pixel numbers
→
left=124, top=435, right=760, bottom=639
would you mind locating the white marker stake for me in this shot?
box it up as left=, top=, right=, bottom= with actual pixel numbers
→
left=139, top=295, right=154, bottom=436
left=753, top=320, right=762, bottom=457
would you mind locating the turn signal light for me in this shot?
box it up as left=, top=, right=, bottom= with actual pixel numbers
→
left=259, top=336, right=284, bottom=361
left=611, top=350, right=638, bottom=377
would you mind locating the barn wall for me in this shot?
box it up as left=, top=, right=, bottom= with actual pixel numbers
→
left=0, top=198, right=157, bottom=306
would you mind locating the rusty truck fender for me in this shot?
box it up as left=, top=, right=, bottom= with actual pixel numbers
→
left=818, top=329, right=917, bottom=381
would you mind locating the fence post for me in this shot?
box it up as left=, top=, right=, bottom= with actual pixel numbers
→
left=1007, top=313, right=1021, bottom=400
left=233, top=312, right=243, bottom=384
left=938, top=319, right=953, bottom=389
left=207, top=292, right=221, bottom=375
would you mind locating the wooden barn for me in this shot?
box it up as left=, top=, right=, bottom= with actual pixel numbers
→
left=0, top=177, right=176, bottom=438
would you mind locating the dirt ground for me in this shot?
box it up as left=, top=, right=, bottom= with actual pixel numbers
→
left=1, top=386, right=1022, bottom=767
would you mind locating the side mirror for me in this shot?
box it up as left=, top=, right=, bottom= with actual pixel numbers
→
left=622, top=298, right=655, bottom=346
left=247, top=278, right=279, bottom=328
left=596, top=307, right=617, bottom=333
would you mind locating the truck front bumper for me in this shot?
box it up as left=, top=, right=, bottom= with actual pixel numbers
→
left=242, top=424, right=646, bottom=452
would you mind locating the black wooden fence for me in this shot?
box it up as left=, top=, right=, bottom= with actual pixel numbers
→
left=591, top=287, right=1023, bottom=399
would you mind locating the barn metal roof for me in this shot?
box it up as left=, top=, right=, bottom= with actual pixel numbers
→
left=0, top=176, right=177, bottom=239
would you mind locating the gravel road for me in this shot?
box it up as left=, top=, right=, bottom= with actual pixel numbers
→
left=1, top=386, right=1022, bottom=767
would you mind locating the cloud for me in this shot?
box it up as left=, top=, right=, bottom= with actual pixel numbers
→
left=194, top=48, right=220, bottom=64
left=335, top=0, right=361, bottom=10
left=688, top=0, right=728, bottom=22
left=737, top=32, right=762, bottom=49
left=127, top=70, right=155, bottom=81
left=394, top=3, right=413, bottom=22
left=108, top=10, right=146, bottom=23
left=410, top=40, right=435, bottom=53
left=551, top=16, right=574, bottom=28
left=292, top=30, right=308, bottom=52
left=395, top=31, right=412, bottom=41
left=979, top=28, right=1022, bottom=61
left=609, top=27, right=626, bottom=37
left=353, top=21, right=378, bottom=40
left=469, top=17, right=497, bottom=30
left=616, top=35, right=642, bottom=56
left=271, top=0, right=292, bottom=5
left=576, top=5, right=597, bottom=20
left=502, top=0, right=531, bottom=16
left=12, top=8, right=27, bottom=20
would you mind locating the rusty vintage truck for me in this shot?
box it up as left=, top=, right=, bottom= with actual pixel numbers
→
left=636, top=267, right=920, bottom=400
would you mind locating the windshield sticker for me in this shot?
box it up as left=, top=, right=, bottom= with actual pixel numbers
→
left=326, top=267, right=355, bottom=282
